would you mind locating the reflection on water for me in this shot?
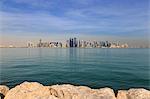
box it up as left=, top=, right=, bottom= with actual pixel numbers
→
left=0, top=48, right=149, bottom=90
left=68, top=48, right=78, bottom=72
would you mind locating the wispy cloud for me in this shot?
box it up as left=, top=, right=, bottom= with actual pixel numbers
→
left=0, top=0, right=149, bottom=37
left=0, top=11, right=77, bottom=33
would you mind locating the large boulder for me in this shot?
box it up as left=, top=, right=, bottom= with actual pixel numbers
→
left=117, top=88, right=150, bottom=99
left=0, top=85, right=9, bottom=98
left=5, top=81, right=150, bottom=99
left=4, top=82, right=116, bottom=99
left=117, top=90, right=128, bottom=99
left=127, top=88, right=150, bottom=99
left=50, top=84, right=116, bottom=99
left=4, top=82, right=56, bottom=99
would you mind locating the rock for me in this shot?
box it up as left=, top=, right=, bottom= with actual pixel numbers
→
left=48, top=85, right=116, bottom=99
left=4, top=82, right=55, bottom=99
left=0, top=85, right=9, bottom=98
left=4, top=81, right=150, bottom=99
left=117, top=90, right=128, bottom=99
left=127, top=88, right=150, bottom=99
left=4, top=82, right=116, bottom=99
left=97, top=88, right=116, bottom=99
left=117, top=88, right=150, bottom=99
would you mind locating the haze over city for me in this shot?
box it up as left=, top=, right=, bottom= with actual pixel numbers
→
left=0, top=0, right=149, bottom=47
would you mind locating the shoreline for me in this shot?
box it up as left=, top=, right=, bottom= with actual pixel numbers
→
left=0, top=82, right=150, bottom=99
left=0, top=47, right=149, bottom=49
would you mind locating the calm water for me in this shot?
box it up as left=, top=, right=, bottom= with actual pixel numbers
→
left=0, top=48, right=150, bottom=90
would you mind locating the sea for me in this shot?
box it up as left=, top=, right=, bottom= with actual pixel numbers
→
left=0, top=48, right=150, bottom=90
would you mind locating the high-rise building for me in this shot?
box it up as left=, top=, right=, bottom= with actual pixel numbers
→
left=66, top=40, right=69, bottom=47
left=105, top=41, right=111, bottom=48
left=67, top=37, right=78, bottom=47
left=69, top=38, right=73, bottom=47
left=37, top=39, right=42, bottom=47
left=27, top=42, right=34, bottom=48
left=81, top=40, right=85, bottom=48
left=100, top=41, right=105, bottom=47
left=73, top=37, right=77, bottom=47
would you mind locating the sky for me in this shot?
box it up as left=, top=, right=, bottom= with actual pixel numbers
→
left=0, top=0, right=149, bottom=47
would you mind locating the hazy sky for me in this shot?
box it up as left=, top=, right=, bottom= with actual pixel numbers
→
left=0, top=0, right=149, bottom=47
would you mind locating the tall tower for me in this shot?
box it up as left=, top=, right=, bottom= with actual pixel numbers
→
left=73, top=37, right=77, bottom=47
left=69, top=38, right=72, bottom=47
left=71, top=38, right=73, bottom=47
left=39, top=39, right=42, bottom=47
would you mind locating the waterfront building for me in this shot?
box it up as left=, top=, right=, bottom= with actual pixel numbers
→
left=50, top=42, right=57, bottom=47
left=86, top=41, right=93, bottom=48
left=58, top=42, right=62, bottom=48
left=69, top=38, right=73, bottom=47
left=106, top=41, right=111, bottom=48
left=78, top=40, right=81, bottom=47
left=110, top=43, right=117, bottom=48
left=9, top=45, right=15, bottom=48
left=80, top=40, right=85, bottom=48
left=100, top=41, right=106, bottom=47
left=66, top=40, right=70, bottom=47
left=35, top=38, right=128, bottom=48
left=43, top=42, right=50, bottom=47
left=50, top=42, right=62, bottom=48
left=67, top=37, right=78, bottom=47
left=37, top=39, right=42, bottom=47
left=27, top=42, right=34, bottom=48
left=73, top=37, right=78, bottom=47
left=121, top=43, right=128, bottom=48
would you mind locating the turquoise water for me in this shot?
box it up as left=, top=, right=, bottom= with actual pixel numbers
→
left=0, top=48, right=150, bottom=90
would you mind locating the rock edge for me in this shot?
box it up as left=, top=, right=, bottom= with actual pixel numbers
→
left=0, top=82, right=150, bottom=99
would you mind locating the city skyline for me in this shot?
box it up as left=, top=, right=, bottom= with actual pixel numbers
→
left=7, top=37, right=128, bottom=48
left=0, top=0, right=149, bottom=47
left=1, top=37, right=145, bottom=48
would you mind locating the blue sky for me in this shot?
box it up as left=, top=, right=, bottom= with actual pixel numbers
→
left=0, top=0, right=149, bottom=46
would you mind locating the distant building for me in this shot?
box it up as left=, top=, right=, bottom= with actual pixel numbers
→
left=35, top=38, right=128, bottom=48
left=27, top=42, right=34, bottom=48
left=9, top=45, right=15, bottom=48
left=37, top=39, right=42, bottom=47
left=79, top=40, right=81, bottom=47
left=66, top=40, right=70, bottom=47
left=100, top=41, right=106, bottom=47
left=80, top=40, right=85, bottom=48
left=67, top=37, right=78, bottom=47
left=73, top=38, right=77, bottom=47
left=105, top=41, right=111, bottom=48
left=36, top=39, right=63, bottom=48
left=58, top=42, right=62, bottom=48
left=121, top=43, right=128, bottom=48
left=43, top=42, right=49, bottom=47
left=69, top=38, right=73, bottom=47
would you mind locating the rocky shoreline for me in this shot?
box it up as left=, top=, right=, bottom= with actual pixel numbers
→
left=0, top=82, right=150, bottom=99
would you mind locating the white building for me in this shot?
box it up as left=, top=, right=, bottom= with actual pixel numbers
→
left=27, top=42, right=34, bottom=48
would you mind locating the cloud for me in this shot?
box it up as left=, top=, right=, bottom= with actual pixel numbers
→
left=0, top=0, right=149, bottom=37
left=0, top=11, right=77, bottom=33
left=0, top=0, right=149, bottom=47
left=1, top=0, right=54, bottom=9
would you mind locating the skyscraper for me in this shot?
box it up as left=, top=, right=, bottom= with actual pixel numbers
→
left=73, top=37, right=77, bottom=47
left=68, top=37, right=78, bottom=47
left=37, top=39, right=42, bottom=47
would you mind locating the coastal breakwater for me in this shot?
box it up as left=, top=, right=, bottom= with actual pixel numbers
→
left=0, top=82, right=150, bottom=99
